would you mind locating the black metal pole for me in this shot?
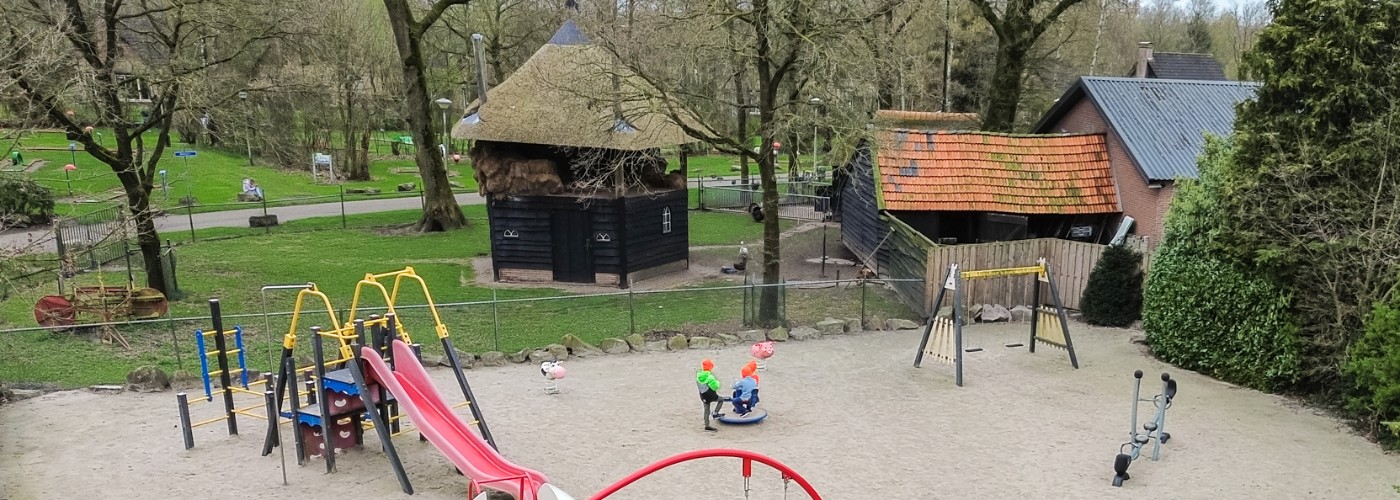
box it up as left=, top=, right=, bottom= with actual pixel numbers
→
left=262, top=196, right=270, bottom=235
left=441, top=336, right=497, bottom=450
left=349, top=342, right=414, bottom=494
left=262, top=390, right=279, bottom=454
left=187, top=204, right=196, bottom=241
left=286, top=356, right=305, bottom=465
left=339, top=186, right=346, bottom=229
left=177, top=392, right=194, bottom=449
left=1030, top=274, right=1042, bottom=353
left=209, top=299, right=237, bottom=435
left=311, top=326, right=335, bottom=473
left=914, top=266, right=953, bottom=368
left=953, top=275, right=965, bottom=387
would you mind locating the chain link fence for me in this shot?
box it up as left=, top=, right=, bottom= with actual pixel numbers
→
left=0, top=279, right=919, bottom=386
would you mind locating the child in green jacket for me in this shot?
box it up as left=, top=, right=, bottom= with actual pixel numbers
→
left=697, top=359, right=725, bottom=431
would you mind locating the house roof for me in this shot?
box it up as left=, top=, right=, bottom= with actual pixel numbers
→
left=1033, top=77, right=1260, bottom=181
left=1136, top=52, right=1228, bottom=81
left=451, top=20, right=700, bottom=151
left=875, top=130, right=1119, bottom=215
left=873, top=110, right=979, bottom=130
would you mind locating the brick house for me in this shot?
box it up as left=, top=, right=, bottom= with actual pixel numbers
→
left=1032, top=77, right=1259, bottom=241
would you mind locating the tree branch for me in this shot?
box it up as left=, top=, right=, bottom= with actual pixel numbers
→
left=966, top=0, right=1006, bottom=40
left=417, top=0, right=472, bottom=35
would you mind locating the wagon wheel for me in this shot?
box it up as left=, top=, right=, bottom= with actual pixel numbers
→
left=34, top=295, right=76, bottom=329
left=127, top=287, right=169, bottom=319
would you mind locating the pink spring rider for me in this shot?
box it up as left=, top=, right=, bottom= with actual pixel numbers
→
left=751, top=341, right=775, bottom=371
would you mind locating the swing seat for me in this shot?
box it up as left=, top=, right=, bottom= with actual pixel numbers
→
left=717, top=408, right=767, bottom=425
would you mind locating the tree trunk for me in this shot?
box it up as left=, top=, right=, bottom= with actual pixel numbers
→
left=754, top=0, right=781, bottom=327
left=343, top=84, right=371, bottom=181
left=981, top=40, right=1031, bottom=132
left=118, top=168, right=167, bottom=295
left=384, top=0, right=466, bottom=231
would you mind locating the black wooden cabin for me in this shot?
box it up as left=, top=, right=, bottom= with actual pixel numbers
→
left=488, top=189, right=688, bottom=288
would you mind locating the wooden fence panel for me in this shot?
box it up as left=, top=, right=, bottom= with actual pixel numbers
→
left=915, top=237, right=1157, bottom=313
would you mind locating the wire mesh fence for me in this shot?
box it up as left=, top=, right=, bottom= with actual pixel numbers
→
left=695, top=179, right=833, bottom=221
left=0, top=278, right=920, bottom=386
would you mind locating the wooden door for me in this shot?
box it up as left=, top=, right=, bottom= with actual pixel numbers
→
left=551, top=210, right=595, bottom=283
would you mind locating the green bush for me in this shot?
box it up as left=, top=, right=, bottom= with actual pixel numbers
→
left=1141, top=138, right=1300, bottom=390
left=1080, top=243, right=1144, bottom=327
left=1143, top=242, right=1301, bottom=390
left=0, top=175, right=54, bottom=227
left=1344, top=295, right=1400, bottom=447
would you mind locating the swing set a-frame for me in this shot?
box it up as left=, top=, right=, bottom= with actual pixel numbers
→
left=913, top=258, right=1079, bottom=387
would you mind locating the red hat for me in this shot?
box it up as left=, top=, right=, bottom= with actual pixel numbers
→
left=741, top=364, right=756, bottom=378
left=701, top=359, right=714, bottom=371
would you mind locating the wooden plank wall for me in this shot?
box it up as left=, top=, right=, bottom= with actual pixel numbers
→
left=920, top=237, right=1156, bottom=312
left=624, top=190, right=689, bottom=273
left=882, top=215, right=934, bottom=315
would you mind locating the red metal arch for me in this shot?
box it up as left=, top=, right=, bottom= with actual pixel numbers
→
left=588, top=448, right=822, bottom=500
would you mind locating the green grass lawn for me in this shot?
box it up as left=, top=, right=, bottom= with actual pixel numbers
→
left=0, top=207, right=892, bottom=387
left=6, top=130, right=476, bottom=217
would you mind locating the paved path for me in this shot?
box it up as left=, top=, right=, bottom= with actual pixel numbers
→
left=0, top=175, right=795, bottom=254
left=0, top=192, right=486, bottom=253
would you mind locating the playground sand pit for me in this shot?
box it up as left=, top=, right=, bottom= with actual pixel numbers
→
left=3, top=322, right=1399, bottom=499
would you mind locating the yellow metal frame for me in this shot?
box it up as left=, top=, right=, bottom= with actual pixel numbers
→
left=347, top=267, right=451, bottom=341
left=955, top=258, right=1050, bottom=282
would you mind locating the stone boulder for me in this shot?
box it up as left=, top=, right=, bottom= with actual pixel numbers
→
left=767, top=326, right=789, bottom=342
left=478, top=351, right=508, bottom=367
left=816, top=318, right=846, bottom=335
left=980, top=304, right=1013, bottom=323
left=715, top=333, right=741, bottom=346
left=397, top=182, right=416, bottom=192
left=624, top=333, right=647, bottom=352
left=170, top=370, right=200, bottom=390
left=1010, top=305, right=1034, bottom=322
left=449, top=180, right=466, bottom=189
left=667, top=334, right=689, bottom=351
left=236, top=193, right=262, bottom=202
left=506, top=349, right=531, bottom=364
left=790, top=326, right=821, bottom=341
left=645, top=340, right=669, bottom=352
left=249, top=214, right=279, bottom=228
left=528, top=350, right=553, bottom=364
left=561, top=335, right=603, bottom=357
left=844, top=318, right=863, bottom=333
left=968, top=304, right=984, bottom=322
left=600, top=338, right=630, bottom=354
left=737, top=330, right=766, bottom=342
left=688, top=336, right=716, bottom=349
left=125, top=366, right=171, bottom=393
left=544, top=343, right=570, bottom=360
left=439, top=350, right=476, bottom=369
left=886, top=318, right=920, bottom=330
left=865, top=313, right=887, bottom=331
left=346, top=188, right=381, bottom=195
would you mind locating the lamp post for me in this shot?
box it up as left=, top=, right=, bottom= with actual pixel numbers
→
left=808, top=97, right=822, bottom=174
left=434, top=97, right=452, bottom=156
left=238, top=91, right=253, bottom=166
left=63, top=164, right=76, bottom=197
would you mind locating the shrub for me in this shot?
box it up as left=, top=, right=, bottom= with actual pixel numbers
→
left=1143, top=242, right=1301, bottom=390
left=1344, top=296, right=1400, bottom=447
left=0, top=175, right=54, bottom=227
left=1080, top=243, right=1144, bottom=327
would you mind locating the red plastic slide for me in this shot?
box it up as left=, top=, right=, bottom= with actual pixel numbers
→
left=361, top=341, right=551, bottom=499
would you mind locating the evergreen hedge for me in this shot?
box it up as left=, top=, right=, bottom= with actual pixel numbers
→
left=1080, top=243, right=1143, bottom=327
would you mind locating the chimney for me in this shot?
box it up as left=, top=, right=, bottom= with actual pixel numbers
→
left=1136, top=42, right=1154, bottom=78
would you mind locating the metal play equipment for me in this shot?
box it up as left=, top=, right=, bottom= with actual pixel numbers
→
left=913, top=258, right=1079, bottom=386
left=1112, top=370, right=1178, bottom=487
left=34, top=285, right=169, bottom=330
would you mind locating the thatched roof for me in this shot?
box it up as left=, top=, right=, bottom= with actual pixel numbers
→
left=452, top=21, right=700, bottom=151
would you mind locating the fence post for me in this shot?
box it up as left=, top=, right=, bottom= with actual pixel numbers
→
left=340, top=186, right=347, bottom=229
left=186, top=204, right=196, bottom=242
left=780, top=277, right=788, bottom=327
left=860, top=280, right=867, bottom=327
left=261, top=196, right=270, bottom=235
left=697, top=177, right=705, bottom=210
left=628, top=287, right=636, bottom=336
left=491, top=288, right=500, bottom=352
left=170, top=315, right=184, bottom=372
left=123, top=240, right=134, bottom=286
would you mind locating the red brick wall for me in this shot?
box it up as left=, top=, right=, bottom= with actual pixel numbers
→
left=1044, top=99, right=1170, bottom=240
left=499, top=268, right=553, bottom=283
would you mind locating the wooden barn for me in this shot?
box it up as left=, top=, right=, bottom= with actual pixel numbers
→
left=839, top=127, right=1122, bottom=268
left=452, top=21, right=699, bottom=288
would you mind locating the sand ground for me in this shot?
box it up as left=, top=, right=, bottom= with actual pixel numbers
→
left=3, top=322, right=1397, bottom=500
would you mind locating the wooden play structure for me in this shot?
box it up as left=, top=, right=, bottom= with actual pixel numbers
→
left=913, top=258, right=1079, bottom=386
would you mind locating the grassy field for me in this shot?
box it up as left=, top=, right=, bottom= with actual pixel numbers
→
left=0, top=209, right=875, bottom=387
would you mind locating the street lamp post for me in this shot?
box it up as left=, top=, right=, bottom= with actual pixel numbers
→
left=809, top=97, right=822, bottom=175
left=434, top=97, right=452, bottom=156
left=238, top=91, right=252, bottom=166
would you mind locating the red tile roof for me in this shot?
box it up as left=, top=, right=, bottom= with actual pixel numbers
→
left=876, top=130, right=1119, bottom=215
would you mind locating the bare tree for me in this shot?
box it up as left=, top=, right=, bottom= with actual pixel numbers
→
left=1, top=0, right=294, bottom=295
left=383, top=0, right=472, bottom=231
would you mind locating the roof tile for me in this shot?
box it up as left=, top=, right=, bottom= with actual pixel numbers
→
left=876, top=130, right=1119, bottom=215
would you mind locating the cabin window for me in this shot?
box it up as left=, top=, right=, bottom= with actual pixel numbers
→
left=502, top=229, right=519, bottom=238
left=662, top=207, right=672, bottom=234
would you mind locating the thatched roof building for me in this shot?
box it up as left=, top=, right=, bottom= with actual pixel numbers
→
left=451, top=20, right=697, bottom=151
